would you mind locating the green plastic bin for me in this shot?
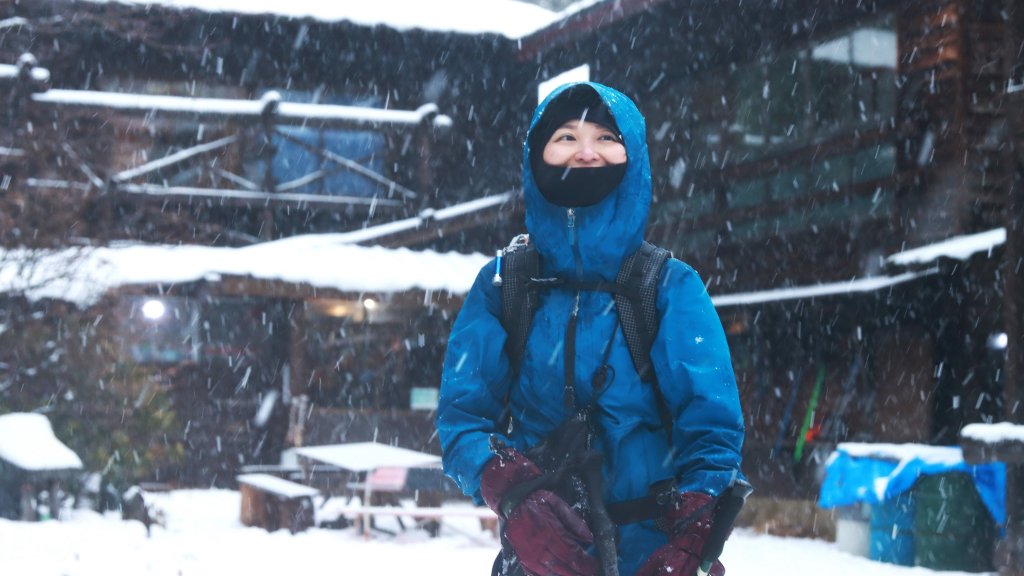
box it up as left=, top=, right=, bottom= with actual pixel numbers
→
left=869, top=492, right=915, bottom=565
left=913, top=473, right=995, bottom=572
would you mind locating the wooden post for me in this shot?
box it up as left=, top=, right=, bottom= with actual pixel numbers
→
left=998, top=1, right=1024, bottom=572
left=49, top=479, right=61, bottom=521
left=19, top=482, right=34, bottom=521
left=259, top=92, right=279, bottom=241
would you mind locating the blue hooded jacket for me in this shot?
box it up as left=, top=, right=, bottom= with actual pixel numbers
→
left=437, top=82, right=745, bottom=575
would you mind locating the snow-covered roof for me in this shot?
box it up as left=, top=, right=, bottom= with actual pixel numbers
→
left=78, top=0, right=561, bottom=39
left=0, top=413, right=84, bottom=472
left=293, top=442, right=441, bottom=472
left=962, top=422, right=1024, bottom=444
left=886, top=228, right=1006, bottom=267
left=0, top=238, right=490, bottom=307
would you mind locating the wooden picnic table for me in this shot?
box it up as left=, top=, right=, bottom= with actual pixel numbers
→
left=292, top=442, right=485, bottom=537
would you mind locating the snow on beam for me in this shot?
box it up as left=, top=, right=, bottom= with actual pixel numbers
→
left=330, top=191, right=516, bottom=245
left=30, top=90, right=453, bottom=130
left=113, top=183, right=404, bottom=208
left=110, top=135, right=239, bottom=184
left=710, top=268, right=938, bottom=308
left=886, top=227, right=1006, bottom=267
left=0, top=55, right=50, bottom=91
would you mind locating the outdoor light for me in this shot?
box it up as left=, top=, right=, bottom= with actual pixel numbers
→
left=987, top=332, right=1008, bottom=351
left=141, top=299, right=167, bottom=320
left=362, top=298, right=378, bottom=311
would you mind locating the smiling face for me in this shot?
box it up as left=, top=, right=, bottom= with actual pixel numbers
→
left=541, top=120, right=627, bottom=168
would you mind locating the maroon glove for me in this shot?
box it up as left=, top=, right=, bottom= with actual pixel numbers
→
left=635, top=491, right=726, bottom=576
left=480, top=447, right=597, bottom=576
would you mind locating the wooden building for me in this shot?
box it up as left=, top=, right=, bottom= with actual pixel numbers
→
left=0, top=0, right=534, bottom=487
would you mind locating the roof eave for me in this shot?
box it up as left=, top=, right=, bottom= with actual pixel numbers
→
left=515, top=0, right=669, bottom=62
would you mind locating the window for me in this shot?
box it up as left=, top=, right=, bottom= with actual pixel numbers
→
left=122, top=296, right=199, bottom=365
left=261, top=91, right=386, bottom=198
left=708, top=17, right=898, bottom=162
left=667, top=15, right=900, bottom=247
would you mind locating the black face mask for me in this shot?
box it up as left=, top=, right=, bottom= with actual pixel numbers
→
left=532, top=162, right=627, bottom=208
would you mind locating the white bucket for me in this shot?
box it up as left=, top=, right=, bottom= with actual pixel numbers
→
left=835, top=517, right=871, bottom=557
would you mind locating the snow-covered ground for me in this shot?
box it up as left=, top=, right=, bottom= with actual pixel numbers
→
left=0, top=489, right=993, bottom=576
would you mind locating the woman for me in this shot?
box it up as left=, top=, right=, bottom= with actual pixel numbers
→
left=437, top=82, right=746, bottom=576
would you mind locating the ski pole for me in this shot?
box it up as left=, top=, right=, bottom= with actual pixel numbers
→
left=696, top=479, right=753, bottom=576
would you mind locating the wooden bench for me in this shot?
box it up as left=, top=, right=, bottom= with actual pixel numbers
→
left=237, top=473, right=320, bottom=534
left=342, top=466, right=493, bottom=538
left=332, top=503, right=498, bottom=539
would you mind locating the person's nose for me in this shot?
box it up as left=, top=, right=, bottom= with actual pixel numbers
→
left=574, top=143, right=601, bottom=164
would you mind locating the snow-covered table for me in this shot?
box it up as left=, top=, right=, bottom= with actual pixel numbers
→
left=292, top=442, right=452, bottom=536
left=293, top=442, right=441, bottom=472
left=817, top=442, right=1006, bottom=527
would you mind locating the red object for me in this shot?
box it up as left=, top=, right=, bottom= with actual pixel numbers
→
left=480, top=448, right=598, bottom=576
left=635, top=491, right=726, bottom=576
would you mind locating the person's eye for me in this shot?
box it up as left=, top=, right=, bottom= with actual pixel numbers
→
left=554, top=133, right=576, bottom=142
left=598, top=133, right=621, bottom=142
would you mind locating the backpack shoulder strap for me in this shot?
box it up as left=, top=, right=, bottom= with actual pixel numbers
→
left=613, top=241, right=672, bottom=382
left=494, top=234, right=540, bottom=373
left=493, top=236, right=672, bottom=383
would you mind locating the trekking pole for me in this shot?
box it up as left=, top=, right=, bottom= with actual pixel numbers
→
left=579, top=452, right=619, bottom=576
left=696, top=479, right=753, bottom=576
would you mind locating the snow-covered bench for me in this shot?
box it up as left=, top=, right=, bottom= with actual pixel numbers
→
left=962, top=422, right=1024, bottom=464
left=236, top=473, right=320, bottom=533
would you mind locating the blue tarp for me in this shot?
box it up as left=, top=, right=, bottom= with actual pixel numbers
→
left=818, top=444, right=1007, bottom=527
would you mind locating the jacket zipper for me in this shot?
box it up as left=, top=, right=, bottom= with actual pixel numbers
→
left=564, top=208, right=582, bottom=412
left=567, top=208, right=583, bottom=279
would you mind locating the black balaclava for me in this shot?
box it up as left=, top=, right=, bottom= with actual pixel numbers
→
left=528, top=85, right=627, bottom=208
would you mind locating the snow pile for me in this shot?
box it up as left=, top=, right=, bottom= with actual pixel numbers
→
left=0, top=238, right=490, bottom=306
left=962, top=422, right=1024, bottom=444
left=80, top=0, right=560, bottom=38
left=0, top=413, right=83, bottom=471
left=0, top=487, right=986, bottom=576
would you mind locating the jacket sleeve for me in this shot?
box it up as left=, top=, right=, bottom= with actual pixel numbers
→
left=650, top=259, right=745, bottom=497
left=436, top=258, right=514, bottom=504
